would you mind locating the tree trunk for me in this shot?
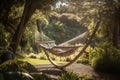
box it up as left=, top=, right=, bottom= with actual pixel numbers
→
left=112, top=19, right=120, bottom=48
left=10, top=0, right=36, bottom=53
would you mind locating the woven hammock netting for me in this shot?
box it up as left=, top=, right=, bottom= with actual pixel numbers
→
left=35, top=30, right=89, bottom=48
left=35, top=31, right=56, bottom=48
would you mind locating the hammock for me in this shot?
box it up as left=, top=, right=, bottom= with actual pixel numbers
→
left=40, top=43, right=83, bottom=57
left=39, top=31, right=88, bottom=57
left=36, top=19, right=88, bottom=57
left=36, top=19, right=101, bottom=68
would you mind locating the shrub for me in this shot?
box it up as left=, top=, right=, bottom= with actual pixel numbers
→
left=89, top=42, right=120, bottom=73
left=0, top=73, right=4, bottom=80
left=77, top=53, right=89, bottom=64
left=40, top=55, right=47, bottom=60
left=51, top=56, right=56, bottom=61
left=0, top=60, right=28, bottom=72
left=58, top=71, right=80, bottom=80
left=0, top=60, right=38, bottom=80
left=3, top=72, right=34, bottom=80
left=65, top=57, right=72, bottom=62
left=29, top=55, right=37, bottom=59
left=31, top=73, right=56, bottom=80
left=77, top=58, right=89, bottom=64
left=27, top=53, right=37, bottom=59
left=0, top=60, right=37, bottom=72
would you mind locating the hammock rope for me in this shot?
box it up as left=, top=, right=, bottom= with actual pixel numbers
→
left=39, top=31, right=87, bottom=57
left=38, top=31, right=88, bottom=57
left=40, top=44, right=82, bottom=57
left=36, top=19, right=101, bottom=68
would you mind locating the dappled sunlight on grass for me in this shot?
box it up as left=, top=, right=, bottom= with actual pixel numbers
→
left=18, top=57, right=66, bottom=65
left=18, top=58, right=51, bottom=65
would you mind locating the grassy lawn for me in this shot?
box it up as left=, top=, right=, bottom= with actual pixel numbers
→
left=18, top=57, right=66, bottom=65
left=18, top=58, right=51, bottom=65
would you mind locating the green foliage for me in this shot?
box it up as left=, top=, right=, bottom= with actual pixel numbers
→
left=29, top=55, right=37, bottom=59
left=51, top=55, right=56, bottom=61
left=23, top=10, right=49, bottom=53
left=77, top=53, right=89, bottom=64
left=46, top=12, right=88, bottom=44
left=0, top=23, right=8, bottom=48
left=45, top=20, right=66, bottom=44
left=31, top=71, right=89, bottom=80
left=79, top=74, right=90, bottom=80
left=65, top=57, right=72, bottom=62
left=26, top=53, right=36, bottom=58
left=58, top=71, right=80, bottom=80
left=3, top=72, right=33, bottom=80
left=0, top=60, right=29, bottom=72
left=40, top=55, right=47, bottom=60
left=31, top=73, right=55, bottom=80
left=77, top=58, right=89, bottom=64
left=0, top=73, right=4, bottom=80
left=89, top=41, right=120, bottom=73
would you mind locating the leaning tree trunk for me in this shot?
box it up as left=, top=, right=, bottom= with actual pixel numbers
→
left=112, top=7, right=120, bottom=48
left=10, top=0, right=36, bottom=53
left=112, top=21, right=120, bottom=48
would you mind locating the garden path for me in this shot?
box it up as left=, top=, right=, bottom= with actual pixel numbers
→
left=34, top=63, right=120, bottom=80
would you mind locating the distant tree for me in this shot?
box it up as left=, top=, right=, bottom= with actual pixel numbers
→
left=96, top=0, right=120, bottom=48
left=45, top=13, right=87, bottom=44
left=59, top=0, right=120, bottom=48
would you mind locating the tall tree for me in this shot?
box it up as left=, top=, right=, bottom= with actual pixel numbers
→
left=0, top=0, right=59, bottom=53
left=0, top=0, right=24, bottom=49
left=10, top=0, right=59, bottom=53
left=61, top=0, right=120, bottom=48
left=10, top=0, right=36, bottom=53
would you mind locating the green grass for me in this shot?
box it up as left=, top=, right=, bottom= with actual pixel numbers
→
left=18, top=57, right=66, bottom=65
left=18, top=58, right=51, bottom=65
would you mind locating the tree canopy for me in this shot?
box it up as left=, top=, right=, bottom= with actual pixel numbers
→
left=0, top=0, right=120, bottom=53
